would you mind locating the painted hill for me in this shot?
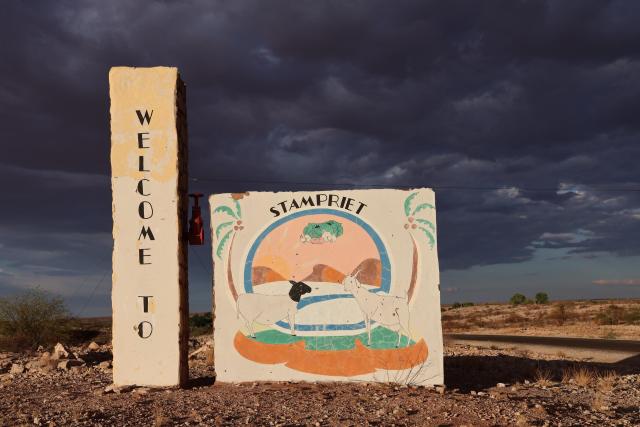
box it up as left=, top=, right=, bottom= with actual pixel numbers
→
left=303, top=264, right=346, bottom=283
left=351, top=258, right=382, bottom=287
left=302, top=258, right=382, bottom=286
left=253, top=266, right=286, bottom=286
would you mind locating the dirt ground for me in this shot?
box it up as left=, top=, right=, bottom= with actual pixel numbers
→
left=1, top=337, right=639, bottom=426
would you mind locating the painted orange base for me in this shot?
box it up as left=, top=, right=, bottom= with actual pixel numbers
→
left=233, top=331, right=429, bottom=377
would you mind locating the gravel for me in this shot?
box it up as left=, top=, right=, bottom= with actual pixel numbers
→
left=0, top=338, right=638, bottom=426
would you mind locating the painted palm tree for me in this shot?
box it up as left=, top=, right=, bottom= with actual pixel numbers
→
left=213, top=194, right=245, bottom=300
left=402, top=191, right=436, bottom=300
left=403, top=191, right=436, bottom=248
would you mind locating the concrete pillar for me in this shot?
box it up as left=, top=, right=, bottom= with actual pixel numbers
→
left=109, top=67, right=189, bottom=387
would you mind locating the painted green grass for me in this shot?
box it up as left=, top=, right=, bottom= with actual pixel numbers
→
left=251, top=326, right=414, bottom=350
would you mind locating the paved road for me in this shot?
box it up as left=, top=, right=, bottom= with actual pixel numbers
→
left=445, top=334, right=640, bottom=352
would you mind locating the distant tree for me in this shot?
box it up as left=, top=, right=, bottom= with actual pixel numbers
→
left=0, top=288, right=71, bottom=350
left=510, top=293, right=527, bottom=305
left=462, top=302, right=475, bottom=307
left=535, top=292, right=549, bottom=304
left=451, top=302, right=462, bottom=309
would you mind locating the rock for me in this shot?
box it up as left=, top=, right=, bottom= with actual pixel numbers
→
left=37, top=360, right=57, bottom=372
left=88, top=342, right=100, bottom=351
left=26, top=352, right=56, bottom=371
left=98, top=361, right=112, bottom=370
left=25, top=360, right=39, bottom=369
left=10, top=364, right=25, bottom=374
left=435, top=386, right=446, bottom=395
left=115, top=385, right=135, bottom=394
left=57, top=359, right=85, bottom=370
left=52, top=343, right=73, bottom=360
left=104, top=384, right=135, bottom=394
left=497, top=383, right=506, bottom=388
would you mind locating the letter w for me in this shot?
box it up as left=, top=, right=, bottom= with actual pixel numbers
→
left=136, top=110, right=153, bottom=125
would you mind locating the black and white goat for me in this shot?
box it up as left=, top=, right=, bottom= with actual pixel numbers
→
left=236, top=280, right=312, bottom=338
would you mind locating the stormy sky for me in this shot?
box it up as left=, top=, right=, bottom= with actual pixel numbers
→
left=1, top=1, right=639, bottom=315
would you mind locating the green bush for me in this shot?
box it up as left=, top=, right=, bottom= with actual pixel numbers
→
left=510, top=293, right=527, bottom=305
left=189, top=312, right=212, bottom=336
left=535, top=292, right=549, bottom=304
left=0, top=289, right=71, bottom=351
left=450, top=302, right=474, bottom=310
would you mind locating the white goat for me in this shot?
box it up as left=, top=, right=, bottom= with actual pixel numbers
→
left=342, top=273, right=411, bottom=347
left=236, top=280, right=312, bottom=338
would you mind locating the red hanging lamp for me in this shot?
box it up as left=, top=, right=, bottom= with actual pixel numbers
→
left=188, top=193, right=205, bottom=245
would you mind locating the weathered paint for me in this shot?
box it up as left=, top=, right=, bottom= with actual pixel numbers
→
left=210, top=189, right=443, bottom=384
left=109, top=67, right=189, bottom=387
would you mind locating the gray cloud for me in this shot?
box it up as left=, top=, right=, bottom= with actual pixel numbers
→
left=1, top=1, right=640, bottom=310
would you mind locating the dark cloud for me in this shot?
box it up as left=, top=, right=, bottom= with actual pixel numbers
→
left=1, top=0, right=640, bottom=310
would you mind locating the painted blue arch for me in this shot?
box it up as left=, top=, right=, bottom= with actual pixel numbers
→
left=243, top=208, right=391, bottom=294
left=241, top=208, right=392, bottom=331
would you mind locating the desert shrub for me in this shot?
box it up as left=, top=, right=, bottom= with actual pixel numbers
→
left=623, top=307, right=640, bottom=324
left=0, top=288, right=71, bottom=351
left=596, top=370, right=618, bottom=393
left=510, top=293, right=527, bottom=305
left=451, top=302, right=462, bottom=309
left=571, top=366, right=595, bottom=387
left=596, top=305, right=625, bottom=325
left=463, top=312, right=487, bottom=328
left=441, top=312, right=455, bottom=321
left=549, top=303, right=573, bottom=326
left=561, top=365, right=595, bottom=386
left=534, top=367, right=554, bottom=386
left=442, top=320, right=468, bottom=330
left=505, top=312, right=526, bottom=325
left=462, top=302, right=474, bottom=307
left=189, top=312, right=212, bottom=336
left=535, top=292, right=549, bottom=304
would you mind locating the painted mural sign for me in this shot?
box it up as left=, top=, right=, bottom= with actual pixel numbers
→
left=210, top=189, right=443, bottom=384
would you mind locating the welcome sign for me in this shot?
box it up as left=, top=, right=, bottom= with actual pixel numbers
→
left=110, top=67, right=189, bottom=387
left=210, top=189, right=443, bottom=384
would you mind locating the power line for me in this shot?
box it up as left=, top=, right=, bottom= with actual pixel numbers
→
left=77, top=267, right=110, bottom=318
left=191, top=246, right=212, bottom=277
left=190, top=176, right=640, bottom=193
